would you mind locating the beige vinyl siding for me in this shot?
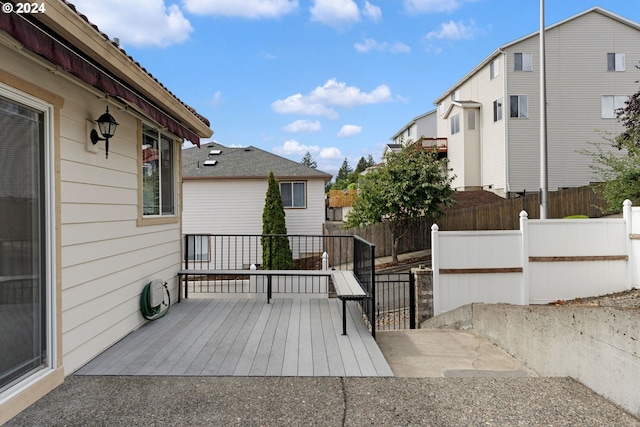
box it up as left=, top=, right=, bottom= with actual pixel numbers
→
left=506, top=11, right=638, bottom=193
left=3, top=46, right=184, bottom=375
left=437, top=55, right=507, bottom=192
left=183, top=178, right=326, bottom=236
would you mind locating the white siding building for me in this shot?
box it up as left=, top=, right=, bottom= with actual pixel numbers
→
left=182, top=143, right=332, bottom=237
left=434, top=7, right=640, bottom=197
left=390, top=110, right=437, bottom=145
left=0, top=3, right=212, bottom=422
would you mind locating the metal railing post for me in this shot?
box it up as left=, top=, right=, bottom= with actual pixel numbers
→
left=409, top=272, right=416, bottom=329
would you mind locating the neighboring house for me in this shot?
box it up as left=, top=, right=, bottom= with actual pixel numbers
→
left=181, top=142, right=332, bottom=241
left=0, top=2, right=212, bottom=422
left=390, top=110, right=437, bottom=145
left=433, top=7, right=640, bottom=197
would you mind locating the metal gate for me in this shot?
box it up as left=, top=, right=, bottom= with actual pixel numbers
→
left=374, top=272, right=415, bottom=331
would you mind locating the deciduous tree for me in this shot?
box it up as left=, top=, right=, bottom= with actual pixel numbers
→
left=345, top=144, right=454, bottom=264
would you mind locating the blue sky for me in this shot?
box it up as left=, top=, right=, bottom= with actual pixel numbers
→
left=71, top=0, right=640, bottom=177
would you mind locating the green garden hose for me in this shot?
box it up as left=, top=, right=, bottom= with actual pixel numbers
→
left=140, top=280, right=170, bottom=320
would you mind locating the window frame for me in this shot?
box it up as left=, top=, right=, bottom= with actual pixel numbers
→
left=280, top=181, right=307, bottom=209
left=607, top=53, right=625, bottom=72
left=493, top=98, right=503, bottom=122
left=0, top=82, right=57, bottom=392
left=450, top=113, right=460, bottom=135
left=185, top=235, right=210, bottom=261
left=467, top=110, right=476, bottom=130
left=514, top=53, right=533, bottom=71
left=509, top=95, right=528, bottom=118
left=601, top=95, right=627, bottom=119
left=139, top=122, right=180, bottom=225
left=490, top=58, right=500, bottom=79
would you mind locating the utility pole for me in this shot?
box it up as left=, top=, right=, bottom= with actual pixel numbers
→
left=539, top=0, right=549, bottom=219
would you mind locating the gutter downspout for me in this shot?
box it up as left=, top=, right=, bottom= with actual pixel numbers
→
left=502, top=49, right=511, bottom=196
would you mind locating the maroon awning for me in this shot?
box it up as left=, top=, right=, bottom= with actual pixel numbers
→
left=0, top=12, right=202, bottom=146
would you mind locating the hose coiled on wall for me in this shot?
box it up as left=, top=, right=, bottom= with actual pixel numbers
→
left=140, top=280, right=170, bottom=320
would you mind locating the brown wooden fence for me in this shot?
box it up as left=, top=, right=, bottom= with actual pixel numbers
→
left=325, top=185, right=608, bottom=258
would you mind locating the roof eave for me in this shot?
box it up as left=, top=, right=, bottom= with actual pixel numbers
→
left=39, top=1, right=212, bottom=138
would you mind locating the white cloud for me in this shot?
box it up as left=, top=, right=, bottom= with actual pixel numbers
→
left=310, top=0, right=360, bottom=28
left=183, top=0, right=298, bottom=18
left=206, top=91, right=223, bottom=106
left=273, top=139, right=320, bottom=156
left=424, top=20, right=476, bottom=40
left=337, top=124, right=362, bottom=138
left=72, top=0, right=193, bottom=48
left=319, top=147, right=342, bottom=159
left=404, top=0, right=463, bottom=14
left=272, top=79, right=393, bottom=118
left=363, top=1, right=382, bottom=22
left=283, top=120, right=322, bottom=133
left=354, top=38, right=410, bottom=53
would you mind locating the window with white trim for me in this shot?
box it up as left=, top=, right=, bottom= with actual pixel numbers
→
left=490, top=58, right=499, bottom=79
left=280, top=181, right=306, bottom=208
left=607, top=53, right=625, bottom=71
left=450, top=90, right=459, bottom=101
left=601, top=95, right=627, bottom=118
left=514, top=53, right=532, bottom=71
left=467, top=110, right=476, bottom=130
left=450, top=113, right=460, bottom=135
left=142, top=124, right=176, bottom=216
left=510, top=95, right=528, bottom=118
left=493, top=98, right=503, bottom=122
left=186, top=235, right=209, bottom=261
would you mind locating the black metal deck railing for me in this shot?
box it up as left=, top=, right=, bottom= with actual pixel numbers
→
left=182, top=234, right=372, bottom=294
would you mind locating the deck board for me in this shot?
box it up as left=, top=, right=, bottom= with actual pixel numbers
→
left=76, top=297, right=393, bottom=378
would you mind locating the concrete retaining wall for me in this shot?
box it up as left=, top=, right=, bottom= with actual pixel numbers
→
left=422, top=304, right=640, bottom=418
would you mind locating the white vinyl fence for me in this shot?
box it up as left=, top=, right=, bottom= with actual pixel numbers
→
left=432, top=200, right=639, bottom=316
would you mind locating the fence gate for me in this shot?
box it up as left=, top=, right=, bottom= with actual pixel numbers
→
left=374, top=272, right=415, bottom=331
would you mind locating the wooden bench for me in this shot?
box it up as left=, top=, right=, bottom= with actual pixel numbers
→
left=177, top=269, right=369, bottom=335
left=330, top=270, right=369, bottom=335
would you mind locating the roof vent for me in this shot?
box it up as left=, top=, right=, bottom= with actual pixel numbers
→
left=244, top=148, right=251, bottom=152
left=209, top=149, right=222, bottom=155
left=203, top=160, right=217, bottom=166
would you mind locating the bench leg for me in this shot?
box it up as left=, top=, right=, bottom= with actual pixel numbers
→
left=342, top=299, right=347, bottom=335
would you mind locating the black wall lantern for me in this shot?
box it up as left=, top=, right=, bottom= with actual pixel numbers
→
left=90, top=106, right=119, bottom=158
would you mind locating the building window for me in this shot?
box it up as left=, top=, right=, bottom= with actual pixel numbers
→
left=601, top=95, right=627, bottom=118
left=490, top=58, right=499, bottom=79
left=450, top=89, right=459, bottom=101
left=186, top=235, right=209, bottom=261
left=607, top=53, right=625, bottom=71
left=280, top=182, right=306, bottom=208
left=142, top=124, right=175, bottom=216
left=450, top=113, right=460, bottom=135
left=510, top=95, right=528, bottom=118
left=0, top=90, right=51, bottom=391
left=493, top=98, right=503, bottom=122
left=467, top=110, right=476, bottom=130
left=438, top=102, right=444, bottom=116
left=514, top=53, right=532, bottom=71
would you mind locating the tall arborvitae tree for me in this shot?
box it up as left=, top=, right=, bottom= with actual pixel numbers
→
left=262, top=171, right=293, bottom=269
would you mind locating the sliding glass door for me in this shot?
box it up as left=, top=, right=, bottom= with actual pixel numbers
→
left=0, top=92, right=48, bottom=392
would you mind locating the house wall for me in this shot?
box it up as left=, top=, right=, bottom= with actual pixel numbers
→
left=506, top=11, right=639, bottom=193
left=183, top=178, right=326, bottom=236
left=1, top=42, right=184, bottom=421
left=436, top=54, right=507, bottom=193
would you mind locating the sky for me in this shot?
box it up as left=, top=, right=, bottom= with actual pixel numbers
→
left=70, top=0, right=640, bottom=178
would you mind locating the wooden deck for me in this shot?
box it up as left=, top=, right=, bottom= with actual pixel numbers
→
left=76, top=297, right=394, bottom=377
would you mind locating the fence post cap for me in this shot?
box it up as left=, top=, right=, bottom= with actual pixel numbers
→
left=431, top=223, right=439, bottom=231
left=519, top=210, right=529, bottom=219
left=250, top=264, right=257, bottom=270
